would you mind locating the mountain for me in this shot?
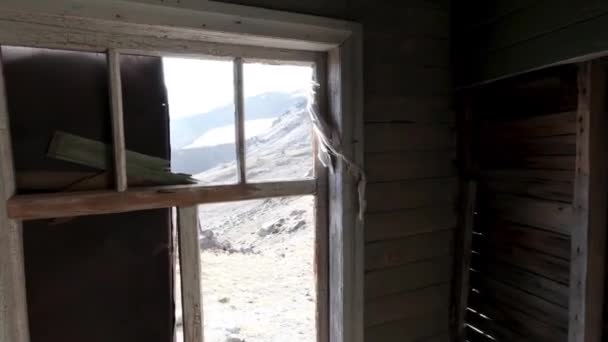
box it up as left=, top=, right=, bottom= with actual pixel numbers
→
left=170, top=91, right=307, bottom=149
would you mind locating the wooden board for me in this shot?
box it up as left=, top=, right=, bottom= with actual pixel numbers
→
left=365, top=206, right=457, bottom=242
left=365, top=151, right=456, bottom=182
left=364, top=123, right=454, bottom=153
left=364, top=309, right=449, bottom=342
left=366, top=178, right=457, bottom=213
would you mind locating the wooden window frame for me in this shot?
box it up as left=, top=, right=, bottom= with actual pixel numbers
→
left=0, top=2, right=364, bottom=342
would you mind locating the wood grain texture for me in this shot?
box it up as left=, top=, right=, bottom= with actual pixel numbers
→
left=364, top=309, right=449, bottom=342
left=364, top=123, right=454, bottom=153
left=366, top=178, right=457, bottom=212
left=8, top=180, right=316, bottom=220
left=365, top=206, right=457, bottom=242
left=365, top=230, right=454, bottom=271
left=233, top=57, right=246, bottom=183
left=108, top=49, right=127, bottom=192
left=365, top=150, right=456, bottom=182
left=0, top=56, right=29, bottom=342
left=177, top=206, right=204, bottom=342
left=569, top=61, right=607, bottom=342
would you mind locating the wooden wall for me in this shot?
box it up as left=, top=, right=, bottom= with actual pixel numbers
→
left=464, top=65, right=578, bottom=341
left=454, top=0, right=608, bottom=86
left=211, top=0, right=456, bottom=341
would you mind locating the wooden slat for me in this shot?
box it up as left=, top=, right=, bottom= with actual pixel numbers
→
left=364, top=123, right=454, bottom=153
left=486, top=194, right=574, bottom=235
left=8, top=179, right=316, bottom=220
left=365, top=257, right=452, bottom=299
left=0, top=53, right=29, bottom=342
left=233, top=57, right=246, bottom=184
left=481, top=134, right=576, bottom=157
left=569, top=61, right=607, bottom=342
left=108, top=49, right=127, bottom=192
left=177, top=206, right=204, bottom=342
left=365, top=150, right=456, bottom=182
left=365, top=230, right=453, bottom=271
left=364, top=94, right=453, bottom=124
left=483, top=220, right=570, bottom=259
left=364, top=309, right=449, bottom=342
left=482, top=111, right=576, bottom=139
left=482, top=168, right=574, bottom=183
left=366, top=178, right=457, bottom=213
left=365, top=206, right=457, bottom=242
left=483, top=177, right=573, bottom=203
left=364, top=284, right=450, bottom=327
left=482, top=155, right=575, bottom=170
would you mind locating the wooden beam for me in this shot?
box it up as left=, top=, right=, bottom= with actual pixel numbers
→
left=0, top=51, right=29, bottom=342
left=233, top=57, right=246, bottom=184
left=108, top=49, right=127, bottom=192
left=569, top=61, right=607, bottom=342
left=8, top=179, right=316, bottom=220
left=177, top=206, right=204, bottom=342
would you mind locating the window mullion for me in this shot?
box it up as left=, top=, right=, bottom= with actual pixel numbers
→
left=108, top=49, right=128, bottom=192
left=233, top=57, right=246, bottom=184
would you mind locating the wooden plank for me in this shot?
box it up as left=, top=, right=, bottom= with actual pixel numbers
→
left=364, top=123, right=455, bottom=153
left=177, top=206, right=203, bottom=342
left=365, top=230, right=454, bottom=271
left=483, top=177, right=573, bottom=203
left=364, top=309, right=449, bottom=342
left=365, top=257, right=453, bottom=300
left=363, top=95, right=453, bottom=124
left=233, top=57, right=246, bottom=184
left=480, top=134, right=577, bottom=157
left=108, top=49, right=127, bottom=192
left=481, top=168, right=574, bottom=182
left=8, top=179, right=316, bottom=220
left=486, top=194, right=574, bottom=235
left=569, top=61, right=607, bottom=342
left=482, top=111, right=576, bottom=139
left=365, top=151, right=456, bottom=182
left=0, top=53, right=29, bottom=342
left=366, top=178, right=457, bottom=213
left=365, top=206, right=457, bottom=242
left=483, top=220, right=570, bottom=259
left=482, top=155, right=575, bottom=170
left=364, top=284, right=450, bottom=327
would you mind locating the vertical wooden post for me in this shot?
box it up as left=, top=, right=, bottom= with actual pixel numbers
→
left=453, top=95, right=477, bottom=341
left=0, top=53, right=30, bottom=342
left=108, top=49, right=127, bottom=192
left=233, top=57, right=246, bottom=184
left=178, top=206, right=204, bottom=342
left=570, top=61, right=607, bottom=342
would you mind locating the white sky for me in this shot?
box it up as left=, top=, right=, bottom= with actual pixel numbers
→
left=163, top=58, right=313, bottom=119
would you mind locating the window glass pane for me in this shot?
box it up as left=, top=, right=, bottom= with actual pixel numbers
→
left=243, top=63, right=314, bottom=182
left=164, top=57, right=237, bottom=185
left=175, top=195, right=317, bottom=342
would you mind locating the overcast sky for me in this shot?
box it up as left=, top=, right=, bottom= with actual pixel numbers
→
left=163, top=58, right=313, bottom=119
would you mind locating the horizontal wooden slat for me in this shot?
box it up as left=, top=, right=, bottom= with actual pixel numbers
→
left=365, top=64, right=451, bottom=97
left=365, top=206, right=457, bottom=242
left=365, top=123, right=454, bottom=153
left=482, top=155, right=575, bottom=170
left=472, top=260, right=569, bottom=307
left=481, top=220, right=570, bottom=259
left=365, top=230, right=453, bottom=271
left=482, top=111, right=576, bottom=139
left=365, top=257, right=452, bottom=299
left=481, top=134, right=576, bottom=157
left=485, top=194, right=574, bottom=235
left=365, top=151, right=456, bottom=182
left=474, top=276, right=569, bottom=329
left=481, top=168, right=574, bottom=183
left=483, top=177, right=573, bottom=203
left=366, top=178, right=457, bottom=213
left=8, top=180, right=315, bottom=220
left=364, top=94, right=453, bottom=124
left=365, top=284, right=450, bottom=327
left=364, top=309, right=449, bottom=342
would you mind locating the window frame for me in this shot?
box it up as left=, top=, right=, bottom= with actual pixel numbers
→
left=0, top=2, right=364, bottom=342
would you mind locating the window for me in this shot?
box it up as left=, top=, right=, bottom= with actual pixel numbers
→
left=0, top=3, right=363, bottom=342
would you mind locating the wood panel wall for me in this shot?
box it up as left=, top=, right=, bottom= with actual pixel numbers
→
left=464, top=65, right=578, bottom=341
left=206, top=1, right=456, bottom=341
left=454, top=0, right=608, bottom=86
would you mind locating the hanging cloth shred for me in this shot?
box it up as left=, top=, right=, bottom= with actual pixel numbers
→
left=306, top=83, right=367, bottom=221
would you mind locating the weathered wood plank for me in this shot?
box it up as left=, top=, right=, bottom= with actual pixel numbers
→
left=108, top=49, right=127, bottom=192
left=0, top=55, right=29, bottom=342
left=366, top=178, right=457, bottom=213
left=177, top=206, right=204, bottom=342
left=365, top=257, right=452, bottom=300
left=481, top=168, right=574, bottom=183
left=365, top=151, right=456, bottom=182
left=365, top=206, right=457, bottom=242
left=482, top=111, right=576, bottom=139
left=364, top=309, right=449, bottom=342
left=364, top=123, right=454, bottom=153
left=569, top=61, right=607, bottom=342
left=233, top=57, right=246, bottom=183
left=482, top=177, right=573, bottom=203
left=365, top=230, right=453, bottom=271
left=486, top=194, right=574, bottom=235
left=364, top=284, right=450, bottom=327
left=482, top=155, right=575, bottom=170
left=480, top=134, right=577, bottom=157
left=8, top=179, right=316, bottom=220
left=364, top=95, right=453, bottom=124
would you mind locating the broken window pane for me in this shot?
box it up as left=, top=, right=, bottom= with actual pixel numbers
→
left=243, top=63, right=315, bottom=183
left=164, top=57, right=238, bottom=185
